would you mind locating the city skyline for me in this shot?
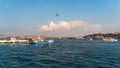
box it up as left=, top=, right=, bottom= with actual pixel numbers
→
left=0, top=0, right=120, bottom=36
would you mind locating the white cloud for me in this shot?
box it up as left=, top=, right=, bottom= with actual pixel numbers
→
left=39, top=21, right=72, bottom=31
left=39, top=20, right=101, bottom=31
left=38, top=20, right=120, bottom=36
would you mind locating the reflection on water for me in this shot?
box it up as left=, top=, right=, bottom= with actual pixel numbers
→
left=0, top=39, right=120, bottom=68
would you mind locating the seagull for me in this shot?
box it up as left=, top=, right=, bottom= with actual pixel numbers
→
left=56, top=13, right=59, bottom=16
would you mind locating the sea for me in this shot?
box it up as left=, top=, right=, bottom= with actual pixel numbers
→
left=0, top=38, right=120, bottom=68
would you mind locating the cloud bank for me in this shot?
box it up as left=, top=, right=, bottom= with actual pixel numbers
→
left=38, top=20, right=120, bottom=36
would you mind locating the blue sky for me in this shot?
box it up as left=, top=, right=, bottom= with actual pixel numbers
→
left=0, top=0, right=120, bottom=36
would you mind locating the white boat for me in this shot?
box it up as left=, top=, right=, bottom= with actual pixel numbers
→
left=103, top=38, right=118, bottom=42
left=89, top=38, right=93, bottom=41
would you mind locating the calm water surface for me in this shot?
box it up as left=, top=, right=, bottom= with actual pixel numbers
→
left=0, top=39, right=120, bottom=68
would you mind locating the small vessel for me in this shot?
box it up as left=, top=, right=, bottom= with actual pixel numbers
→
left=103, top=38, right=118, bottom=42
left=89, top=38, right=93, bottom=41
left=86, top=38, right=92, bottom=41
left=29, top=39, right=54, bottom=45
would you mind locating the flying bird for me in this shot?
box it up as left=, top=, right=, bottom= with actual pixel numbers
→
left=56, top=13, right=59, bottom=16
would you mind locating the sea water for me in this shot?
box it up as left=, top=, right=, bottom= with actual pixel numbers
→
left=0, top=39, right=120, bottom=68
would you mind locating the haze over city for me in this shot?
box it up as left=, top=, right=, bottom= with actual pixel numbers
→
left=0, top=0, right=120, bottom=36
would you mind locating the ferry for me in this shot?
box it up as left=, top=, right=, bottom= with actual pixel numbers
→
left=103, top=38, right=118, bottom=42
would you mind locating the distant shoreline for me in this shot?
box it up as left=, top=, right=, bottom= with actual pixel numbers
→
left=83, top=32, right=120, bottom=39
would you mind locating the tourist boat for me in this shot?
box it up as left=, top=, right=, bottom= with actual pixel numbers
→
left=103, top=38, right=118, bottom=42
left=29, top=39, right=54, bottom=44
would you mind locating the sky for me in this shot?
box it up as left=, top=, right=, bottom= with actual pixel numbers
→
left=0, top=0, right=120, bottom=36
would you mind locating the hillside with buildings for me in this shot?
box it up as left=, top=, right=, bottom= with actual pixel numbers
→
left=83, top=32, right=120, bottom=39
